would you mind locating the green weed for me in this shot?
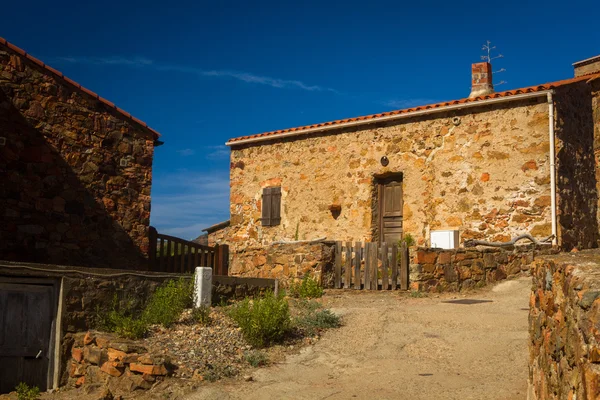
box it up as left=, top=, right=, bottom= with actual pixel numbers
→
left=15, top=382, right=40, bottom=400
left=288, top=275, right=324, bottom=299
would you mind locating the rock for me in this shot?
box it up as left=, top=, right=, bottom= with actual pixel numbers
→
left=244, top=375, right=253, bottom=382
left=107, top=348, right=127, bottom=362
left=100, top=361, right=124, bottom=377
left=129, top=363, right=168, bottom=376
left=84, top=331, right=95, bottom=345
left=84, top=346, right=104, bottom=365
left=96, top=387, right=114, bottom=400
left=137, top=354, right=153, bottom=365
left=72, top=347, right=84, bottom=363
left=75, top=376, right=85, bottom=387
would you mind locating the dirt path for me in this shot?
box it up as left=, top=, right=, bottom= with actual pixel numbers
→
left=186, top=278, right=531, bottom=400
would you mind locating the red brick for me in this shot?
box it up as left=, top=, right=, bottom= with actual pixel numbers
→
left=71, top=347, right=83, bottom=363
left=101, top=361, right=124, bottom=377
left=130, top=363, right=168, bottom=376
left=107, top=348, right=127, bottom=362
left=83, top=331, right=95, bottom=345
left=75, top=377, right=85, bottom=387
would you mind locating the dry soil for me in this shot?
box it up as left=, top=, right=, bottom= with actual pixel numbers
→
left=185, top=277, right=531, bottom=400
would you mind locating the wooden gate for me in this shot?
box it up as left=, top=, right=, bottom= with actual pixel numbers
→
left=332, top=241, right=409, bottom=290
left=0, top=280, right=56, bottom=393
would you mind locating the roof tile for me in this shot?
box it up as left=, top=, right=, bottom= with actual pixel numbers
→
left=228, top=72, right=600, bottom=144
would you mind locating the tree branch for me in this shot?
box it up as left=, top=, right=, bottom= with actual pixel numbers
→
left=464, top=234, right=555, bottom=248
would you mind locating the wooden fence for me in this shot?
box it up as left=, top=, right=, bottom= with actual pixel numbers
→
left=333, top=241, right=409, bottom=290
left=148, top=227, right=229, bottom=275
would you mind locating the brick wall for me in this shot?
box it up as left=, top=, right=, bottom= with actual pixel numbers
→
left=0, top=43, right=154, bottom=269
left=529, top=251, right=600, bottom=399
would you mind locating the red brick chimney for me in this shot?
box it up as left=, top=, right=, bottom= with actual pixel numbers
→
left=469, top=62, right=494, bottom=98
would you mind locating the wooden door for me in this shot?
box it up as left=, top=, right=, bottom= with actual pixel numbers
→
left=379, top=178, right=403, bottom=244
left=0, top=282, right=54, bottom=394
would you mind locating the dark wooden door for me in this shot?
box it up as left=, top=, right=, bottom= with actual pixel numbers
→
left=0, top=282, right=54, bottom=394
left=379, top=178, right=403, bottom=244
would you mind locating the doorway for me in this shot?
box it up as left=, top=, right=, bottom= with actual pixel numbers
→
left=377, top=175, right=404, bottom=245
left=0, top=277, right=59, bottom=394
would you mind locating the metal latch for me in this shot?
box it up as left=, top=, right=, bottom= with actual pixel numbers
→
left=35, top=350, right=42, bottom=359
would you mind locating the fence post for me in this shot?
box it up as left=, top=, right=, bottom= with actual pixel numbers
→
left=148, top=226, right=158, bottom=271
left=194, top=267, right=212, bottom=308
left=400, top=241, right=409, bottom=290
left=215, top=244, right=229, bottom=276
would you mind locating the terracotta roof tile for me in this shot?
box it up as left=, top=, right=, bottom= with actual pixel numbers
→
left=0, top=37, right=160, bottom=140
left=227, top=72, right=600, bottom=144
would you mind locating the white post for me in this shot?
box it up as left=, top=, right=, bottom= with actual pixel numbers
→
left=194, top=267, right=212, bottom=308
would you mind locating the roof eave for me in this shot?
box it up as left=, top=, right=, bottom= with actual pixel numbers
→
left=226, top=90, right=553, bottom=147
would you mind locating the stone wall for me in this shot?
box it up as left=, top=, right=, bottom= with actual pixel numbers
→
left=555, top=83, right=600, bottom=250
left=229, top=241, right=335, bottom=286
left=0, top=43, right=154, bottom=270
left=228, top=99, right=556, bottom=255
left=0, top=261, right=276, bottom=389
left=411, top=245, right=558, bottom=292
left=529, top=251, right=600, bottom=399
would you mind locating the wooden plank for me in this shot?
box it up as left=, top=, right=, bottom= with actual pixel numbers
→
left=187, top=245, right=194, bottom=272
left=391, top=243, right=399, bottom=290
left=364, top=242, right=371, bottom=290
left=344, top=241, right=352, bottom=289
left=167, top=240, right=174, bottom=272
left=381, top=242, right=389, bottom=290
left=148, top=226, right=157, bottom=271
left=155, top=233, right=213, bottom=251
left=400, top=241, right=409, bottom=290
left=158, top=237, right=165, bottom=272
left=371, top=243, right=378, bottom=290
left=180, top=244, right=186, bottom=273
left=353, top=242, right=361, bottom=290
left=335, top=242, right=342, bottom=289
left=194, top=247, right=200, bottom=269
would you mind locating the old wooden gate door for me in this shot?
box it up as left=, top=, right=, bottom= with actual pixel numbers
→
left=379, top=177, right=403, bottom=244
left=0, top=281, right=55, bottom=393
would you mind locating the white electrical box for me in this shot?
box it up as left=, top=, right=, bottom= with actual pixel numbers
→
left=430, top=230, right=460, bottom=249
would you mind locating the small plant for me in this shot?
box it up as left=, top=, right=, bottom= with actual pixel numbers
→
left=191, top=305, right=212, bottom=325
left=203, top=363, right=238, bottom=382
left=244, top=350, right=269, bottom=367
left=402, top=233, right=416, bottom=247
left=294, top=301, right=341, bottom=336
left=228, top=290, right=291, bottom=347
left=143, top=278, right=193, bottom=328
left=96, top=295, right=148, bottom=339
left=288, top=275, right=324, bottom=299
left=409, top=290, right=425, bottom=298
left=15, top=382, right=40, bottom=400
left=294, top=221, right=300, bottom=241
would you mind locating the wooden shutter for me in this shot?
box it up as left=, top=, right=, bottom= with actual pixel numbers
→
left=261, top=187, right=281, bottom=226
left=271, top=187, right=281, bottom=225
left=261, top=188, right=272, bottom=226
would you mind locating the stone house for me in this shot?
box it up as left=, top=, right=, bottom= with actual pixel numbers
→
left=0, top=37, right=161, bottom=270
left=220, top=57, right=600, bottom=278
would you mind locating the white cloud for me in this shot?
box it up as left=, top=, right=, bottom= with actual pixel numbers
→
left=204, top=145, right=229, bottom=160
left=150, top=171, right=230, bottom=240
left=382, top=98, right=440, bottom=109
left=177, top=148, right=195, bottom=157
left=51, top=56, right=338, bottom=93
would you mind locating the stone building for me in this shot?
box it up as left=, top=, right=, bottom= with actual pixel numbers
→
left=0, top=37, right=161, bottom=269
left=220, top=57, right=600, bottom=278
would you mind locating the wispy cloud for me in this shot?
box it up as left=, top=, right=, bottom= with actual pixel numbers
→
left=51, top=55, right=338, bottom=93
left=177, top=148, right=195, bottom=157
left=204, top=145, right=229, bottom=160
left=382, top=98, right=440, bottom=109
left=150, top=170, right=230, bottom=240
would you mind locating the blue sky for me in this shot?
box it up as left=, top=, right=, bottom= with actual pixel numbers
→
left=3, top=0, right=599, bottom=239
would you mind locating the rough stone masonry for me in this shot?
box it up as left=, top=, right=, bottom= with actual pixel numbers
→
left=0, top=41, right=156, bottom=269
left=224, top=75, right=600, bottom=278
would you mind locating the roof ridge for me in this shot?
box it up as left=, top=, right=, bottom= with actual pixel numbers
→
left=0, top=37, right=160, bottom=140
left=227, top=72, right=600, bottom=144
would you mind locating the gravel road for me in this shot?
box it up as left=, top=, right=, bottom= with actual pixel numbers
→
left=186, top=277, right=530, bottom=400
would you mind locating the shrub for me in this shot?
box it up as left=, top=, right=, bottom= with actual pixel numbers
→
left=288, top=275, right=324, bottom=299
left=191, top=305, right=212, bottom=325
left=142, top=278, right=193, bottom=328
left=15, top=382, right=40, bottom=400
left=96, top=296, right=148, bottom=340
left=293, top=300, right=341, bottom=336
left=244, top=350, right=269, bottom=367
left=228, top=290, right=291, bottom=347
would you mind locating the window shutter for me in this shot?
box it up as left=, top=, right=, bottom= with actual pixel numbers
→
left=261, top=188, right=272, bottom=226
left=271, top=187, right=281, bottom=225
